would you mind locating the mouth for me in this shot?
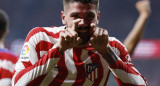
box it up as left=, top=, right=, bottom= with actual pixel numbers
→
left=78, top=31, right=90, bottom=45
left=77, top=26, right=91, bottom=45
left=78, top=28, right=88, bottom=33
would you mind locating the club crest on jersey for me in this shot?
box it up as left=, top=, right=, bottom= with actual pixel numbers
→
left=86, top=63, right=99, bottom=82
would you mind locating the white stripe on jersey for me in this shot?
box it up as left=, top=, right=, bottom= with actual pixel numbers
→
left=0, top=78, right=12, bottom=86
left=111, top=47, right=120, bottom=56
left=28, top=32, right=59, bottom=48
left=40, top=51, right=48, bottom=57
left=60, top=49, right=77, bottom=86
left=0, top=59, right=15, bottom=73
left=43, top=26, right=65, bottom=34
left=22, top=32, right=59, bottom=64
left=40, top=67, right=59, bottom=86
left=111, top=69, right=146, bottom=85
left=109, top=37, right=128, bottom=52
left=15, top=57, right=60, bottom=86
left=98, top=52, right=110, bottom=86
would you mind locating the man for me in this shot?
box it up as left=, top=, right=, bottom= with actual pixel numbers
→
left=12, top=0, right=148, bottom=86
left=0, top=10, right=18, bottom=86
left=124, top=0, right=151, bottom=56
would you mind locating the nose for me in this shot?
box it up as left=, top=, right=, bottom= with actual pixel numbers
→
left=78, top=19, right=88, bottom=27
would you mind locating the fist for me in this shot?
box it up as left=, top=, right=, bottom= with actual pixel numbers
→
left=90, top=23, right=109, bottom=52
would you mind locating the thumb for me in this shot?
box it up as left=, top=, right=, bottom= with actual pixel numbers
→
left=90, top=23, right=96, bottom=35
left=76, top=37, right=82, bottom=45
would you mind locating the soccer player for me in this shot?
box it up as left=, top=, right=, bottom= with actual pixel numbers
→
left=124, top=0, right=151, bottom=56
left=0, top=10, right=18, bottom=86
left=12, top=0, right=148, bottom=86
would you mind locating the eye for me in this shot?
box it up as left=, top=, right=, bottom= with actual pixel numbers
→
left=86, top=13, right=95, bottom=20
left=71, top=14, right=79, bottom=19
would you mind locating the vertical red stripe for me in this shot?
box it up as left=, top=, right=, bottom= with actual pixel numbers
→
left=49, top=55, right=68, bottom=86
left=88, top=51, right=104, bottom=86
left=72, top=48, right=86, bottom=86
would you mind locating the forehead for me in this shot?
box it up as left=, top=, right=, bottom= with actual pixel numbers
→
left=65, top=2, right=97, bottom=13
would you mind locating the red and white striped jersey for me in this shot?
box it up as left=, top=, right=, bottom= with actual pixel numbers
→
left=12, top=26, right=148, bottom=86
left=0, top=49, right=18, bottom=86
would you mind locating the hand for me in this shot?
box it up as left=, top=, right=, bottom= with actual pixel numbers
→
left=55, top=19, right=82, bottom=53
left=136, top=0, right=151, bottom=17
left=89, top=23, right=109, bottom=54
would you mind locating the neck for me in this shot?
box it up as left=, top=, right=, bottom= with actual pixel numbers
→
left=0, top=40, right=5, bottom=49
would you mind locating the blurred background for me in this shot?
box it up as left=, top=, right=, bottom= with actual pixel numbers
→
left=0, top=0, right=160, bottom=85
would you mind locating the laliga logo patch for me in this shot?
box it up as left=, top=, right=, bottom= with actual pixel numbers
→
left=21, top=45, right=29, bottom=56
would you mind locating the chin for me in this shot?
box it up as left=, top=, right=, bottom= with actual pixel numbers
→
left=78, top=37, right=90, bottom=45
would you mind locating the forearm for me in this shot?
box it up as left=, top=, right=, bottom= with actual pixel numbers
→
left=109, top=60, right=148, bottom=86
left=12, top=47, right=62, bottom=86
left=98, top=45, right=118, bottom=66
left=99, top=44, right=147, bottom=85
left=124, top=14, right=149, bottom=55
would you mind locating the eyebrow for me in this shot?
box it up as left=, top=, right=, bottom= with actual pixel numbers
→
left=70, top=11, right=95, bottom=15
left=70, top=12, right=79, bottom=15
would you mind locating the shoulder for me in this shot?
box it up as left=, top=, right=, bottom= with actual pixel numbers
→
left=25, top=26, right=65, bottom=42
left=109, top=37, right=126, bottom=49
left=27, top=26, right=65, bottom=36
left=30, top=26, right=65, bottom=33
left=109, top=37, right=129, bottom=60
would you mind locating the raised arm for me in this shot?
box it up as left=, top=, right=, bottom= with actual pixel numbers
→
left=124, top=0, right=151, bottom=56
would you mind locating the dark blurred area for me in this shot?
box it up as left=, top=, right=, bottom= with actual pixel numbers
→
left=0, top=0, right=160, bottom=86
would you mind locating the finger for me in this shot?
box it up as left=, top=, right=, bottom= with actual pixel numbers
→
left=103, top=29, right=109, bottom=37
left=67, top=28, right=78, bottom=40
left=90, top=36, right=97, bottom=48
left=61, top=30, right=71, bottom=42
left=90, top=23, right=96, bottom=36
left=76, top=37, right=82, bottom=45
left=103, top=30, right=109, bottom=44
left=72, top=19, right=81, bottom=32
left=60, top=31, right=66, bottom=42
left=66, top=30, right=74, bottom=42
left=98, top=28, right=104, bottom=44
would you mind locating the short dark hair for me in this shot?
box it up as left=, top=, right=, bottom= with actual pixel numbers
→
left=63, top=0, right=99, bottom=11
left=0, top=10, right=9, bottom=39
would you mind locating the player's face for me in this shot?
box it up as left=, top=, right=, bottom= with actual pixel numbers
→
left=61, top=2, right=100, bottom=45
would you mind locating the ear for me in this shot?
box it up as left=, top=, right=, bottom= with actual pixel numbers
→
left=61, top=11, right=67, bottom=25
left=97, top=11, right=100, bottom=24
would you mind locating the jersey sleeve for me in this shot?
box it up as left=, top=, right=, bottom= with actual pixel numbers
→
left=108, top=37, right=148, bottom=86
left=12, top=27, right=63, bottom=86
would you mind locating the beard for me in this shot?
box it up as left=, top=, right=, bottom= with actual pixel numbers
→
left=77, top=25, right=91, bottom=45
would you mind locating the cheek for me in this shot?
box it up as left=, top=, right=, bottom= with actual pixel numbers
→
left=66, top=21, right=73, bottom=28
left=66, top=18, right=73, bottom=28
left=91, top=19, right=98, bottom=25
